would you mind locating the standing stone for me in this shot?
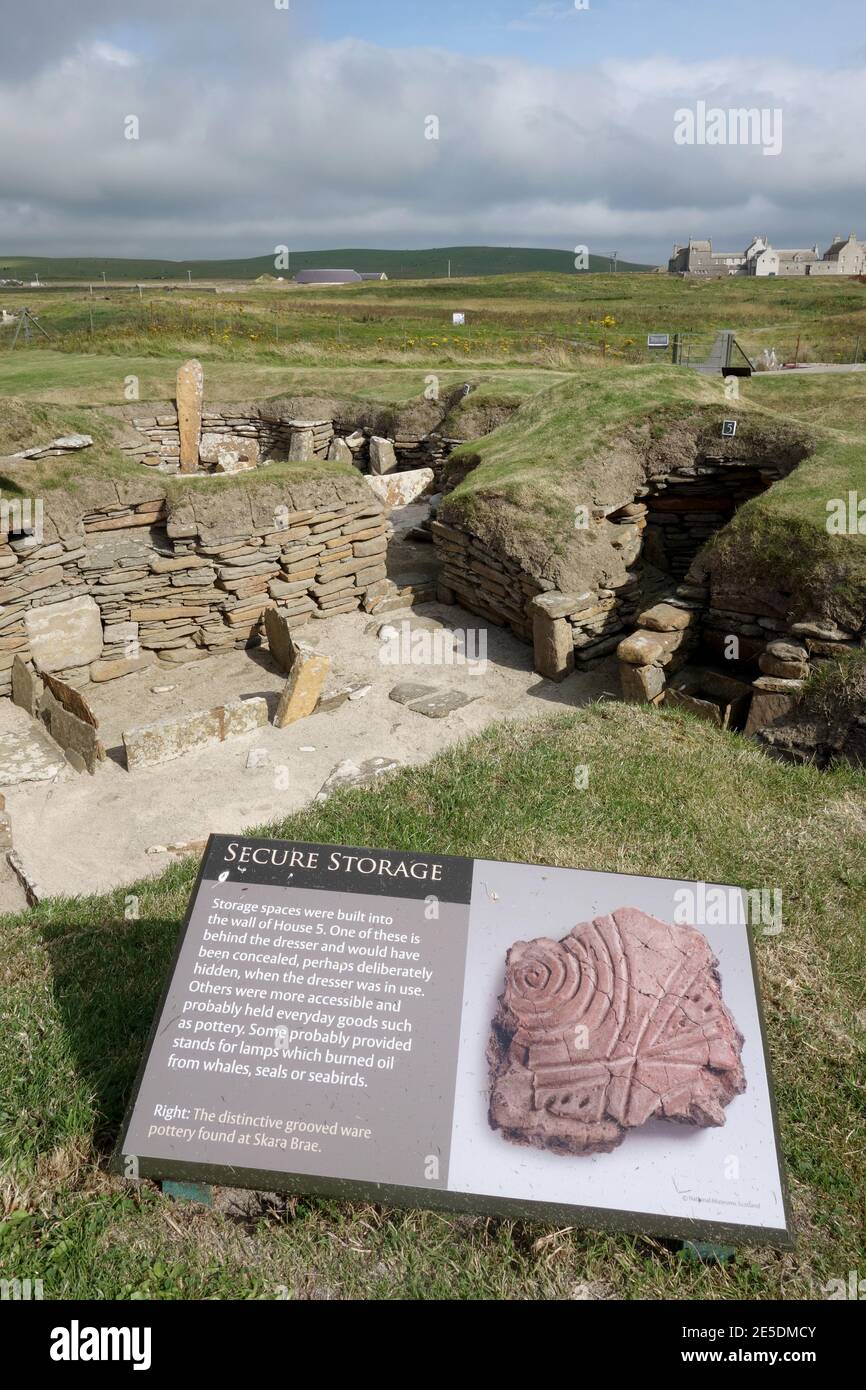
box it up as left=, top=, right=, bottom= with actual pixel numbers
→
left=369, top=437, right=398, bottom=475
left=176, top=358, right=204, bottom=474
left=24, top=595, right=103, bottom=674
left=288, top=429, right=315, bottom=462
left=264, top=606, right=299, bottom=675
left=37, top=686, right=105, bottom=775
left=744, top=690, right=796, bottom=737
left=532, top=609, right=574, bottom=682
left=327, top=437, right=354, bottom=465
left=274, top=644, right=331, bottom=726
left=11, top=655, right=43, bottom=717
left=620, top=662, right=665, bottom=702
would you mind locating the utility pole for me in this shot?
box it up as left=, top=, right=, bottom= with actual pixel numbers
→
left=448, top=259, right=451, bottom=279
left=102, top=271, right=107, bottom=284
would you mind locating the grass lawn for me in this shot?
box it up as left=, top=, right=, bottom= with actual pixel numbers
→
left=1, top=705, right=864, bottom=1300
left=3, top=271, right=865, bottom=371
left=0, top=351, right=569, bottom=409
left=439, top=365, right=866, bottom=627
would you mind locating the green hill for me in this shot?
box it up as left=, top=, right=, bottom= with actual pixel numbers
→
left=0, top=246, right=654, bottom=283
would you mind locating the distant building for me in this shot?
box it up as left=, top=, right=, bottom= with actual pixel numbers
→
left=668, top=239, right=746, bottom=277
left=808, top=233, right=866, bottom=277
left=293, top=268, right=387, bottom=285
left=669, top=233, right=866, bottom=278
left=294, top=269, right=363, bottom=285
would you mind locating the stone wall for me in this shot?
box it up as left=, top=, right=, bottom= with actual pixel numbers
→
left=112, top=401, right=455, bottom=482
left=117, top=405, right=335, bottom=472
left=430, top=518, right=545, bottom=642
left=429, top=440, right=866, bottom=749
left=642, top=454, right=790, bottom=580
left=0, top=475, right=389, bottom=696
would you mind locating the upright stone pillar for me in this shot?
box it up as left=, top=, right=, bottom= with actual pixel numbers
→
left=176, top=359, right=204, bottom=474
left=530, top=593, right=575, bottom=682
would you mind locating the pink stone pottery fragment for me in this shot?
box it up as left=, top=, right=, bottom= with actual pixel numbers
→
left=488, top=906, right=746, bottom=1155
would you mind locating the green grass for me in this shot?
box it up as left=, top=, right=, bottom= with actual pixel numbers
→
left=1, top=705, right=864, bottom=1299
left=797, top=649, right=866, bottom=724
left=0, top=352, right=564, bottom=407
left=4, top=270, right=865, bottom=371
left=744, top=372, right=866, bottom=429
left=438, top=365, right=866, bottom=628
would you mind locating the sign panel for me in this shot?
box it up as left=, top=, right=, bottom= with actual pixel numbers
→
left=722, top=419, right=738, bottom=437
left=647, top=332, right=670, bottom=348
left=452, top=312, right=466, bottom=325
left=117, top=835, right=792, bottom=1247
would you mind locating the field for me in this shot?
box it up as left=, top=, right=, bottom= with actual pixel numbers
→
left=1, top=269, right=864, bottom=1302
left=2, top=272, right=866, bottom=388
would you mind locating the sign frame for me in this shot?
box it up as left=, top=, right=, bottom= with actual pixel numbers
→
left=114, top=835, right=794, bottom=1249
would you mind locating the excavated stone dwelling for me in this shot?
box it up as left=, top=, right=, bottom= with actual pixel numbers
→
left=430, top=410, right=866, bottom=752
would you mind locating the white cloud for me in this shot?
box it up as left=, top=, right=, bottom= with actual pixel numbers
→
left=0, top=32, right=863, bottom=262
left=88, top=41, right=138, bottom=68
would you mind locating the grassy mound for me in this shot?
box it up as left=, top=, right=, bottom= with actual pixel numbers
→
left=440, top=366, right=866, bottom=628
left=1, top=705, right=864, bottom=1299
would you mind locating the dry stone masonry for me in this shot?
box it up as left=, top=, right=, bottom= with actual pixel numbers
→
left=0, top=475, right=389, bottom=703
left=430, top=417, right=866, bottom=752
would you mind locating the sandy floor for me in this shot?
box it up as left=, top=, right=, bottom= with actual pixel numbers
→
left=1, top=502, right=617, bottom=910
left=1, top=600, right=617, bottom=908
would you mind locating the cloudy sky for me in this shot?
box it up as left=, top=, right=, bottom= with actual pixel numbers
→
left=1, top=0, right=863, bottom=264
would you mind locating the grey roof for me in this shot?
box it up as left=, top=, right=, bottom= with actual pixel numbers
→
left=358, top=271, right=387, bottom=280
left=822, top=237, right=852, bottom=259
left=293, top=268, right=363, bottom=284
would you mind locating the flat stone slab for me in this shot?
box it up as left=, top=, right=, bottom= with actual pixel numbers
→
left=388, top=682, right=479, bottom=718
left=531, top=591, right=595, bottom=620
left=273, top=644, right=331, bottom=726
left=315, top=756, right=401, bottom=802
left=365, top=467, right=434, bottom=509
left=91, top=653, right=156, bottom=683
left=24, top=595, right=103, bottom=674
left=488, top=906, right=745, bottom=1157
left=123, top=697, right=268, bottom=770
left=617, top=630, right=665, bottom=666
left=744, top=689, right=797, bottom=737
left=0, top=720, right=65, bottom=785
left=638, top=602, right=696, bottom=632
